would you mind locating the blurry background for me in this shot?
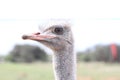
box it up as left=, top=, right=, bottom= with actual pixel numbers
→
left=0, top=0, right=120, bottom=80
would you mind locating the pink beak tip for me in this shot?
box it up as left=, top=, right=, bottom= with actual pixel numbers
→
left=22, top=35, right=28, bottom=40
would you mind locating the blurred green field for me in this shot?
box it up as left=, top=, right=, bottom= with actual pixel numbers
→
left=0, top=62, right=120, bottom=80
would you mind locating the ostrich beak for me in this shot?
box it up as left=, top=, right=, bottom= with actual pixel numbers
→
left=22, top=32, right=56, bottom=41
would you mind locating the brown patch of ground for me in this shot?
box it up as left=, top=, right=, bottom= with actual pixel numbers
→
left=78, top=76, right=92, bottom=80
left=105, top=77, right=120, bottom=80
left=77, top=76, right=120, bottom=80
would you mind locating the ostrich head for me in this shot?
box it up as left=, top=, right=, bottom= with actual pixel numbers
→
left=22, top=24, right=76, bottom=80
left=22, top=25, right=73, bottom=51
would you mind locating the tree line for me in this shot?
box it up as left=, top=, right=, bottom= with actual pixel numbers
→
left=1, top=44, right=120, bottom=63
left=5, top=44, right=48, bottom=62
left=77, top=44, right=120, bottom=62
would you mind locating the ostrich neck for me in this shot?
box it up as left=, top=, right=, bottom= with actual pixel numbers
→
left=53, top=45, right=76, bottom=80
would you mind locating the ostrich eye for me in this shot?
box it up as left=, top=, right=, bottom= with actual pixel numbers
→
left=54, top=27, right=64, bottom=35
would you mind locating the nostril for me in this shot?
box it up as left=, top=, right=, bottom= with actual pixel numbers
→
left=33, top=32, right=40, bottom=35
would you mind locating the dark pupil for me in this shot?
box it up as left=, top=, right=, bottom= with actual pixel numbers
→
left=54, top=27, right=63, bottom=34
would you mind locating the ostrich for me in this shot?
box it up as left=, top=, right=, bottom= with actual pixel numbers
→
left=22, top=24, right=76, bottom=80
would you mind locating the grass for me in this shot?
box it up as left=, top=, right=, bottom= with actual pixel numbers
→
left=0, top=62, right=120, bottom=80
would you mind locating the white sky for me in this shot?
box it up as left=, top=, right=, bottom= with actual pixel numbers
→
left=0, top=0, right=120, bottom=55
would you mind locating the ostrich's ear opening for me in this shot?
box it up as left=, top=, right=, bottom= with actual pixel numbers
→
left=22, top=32, right=56, bottom=41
